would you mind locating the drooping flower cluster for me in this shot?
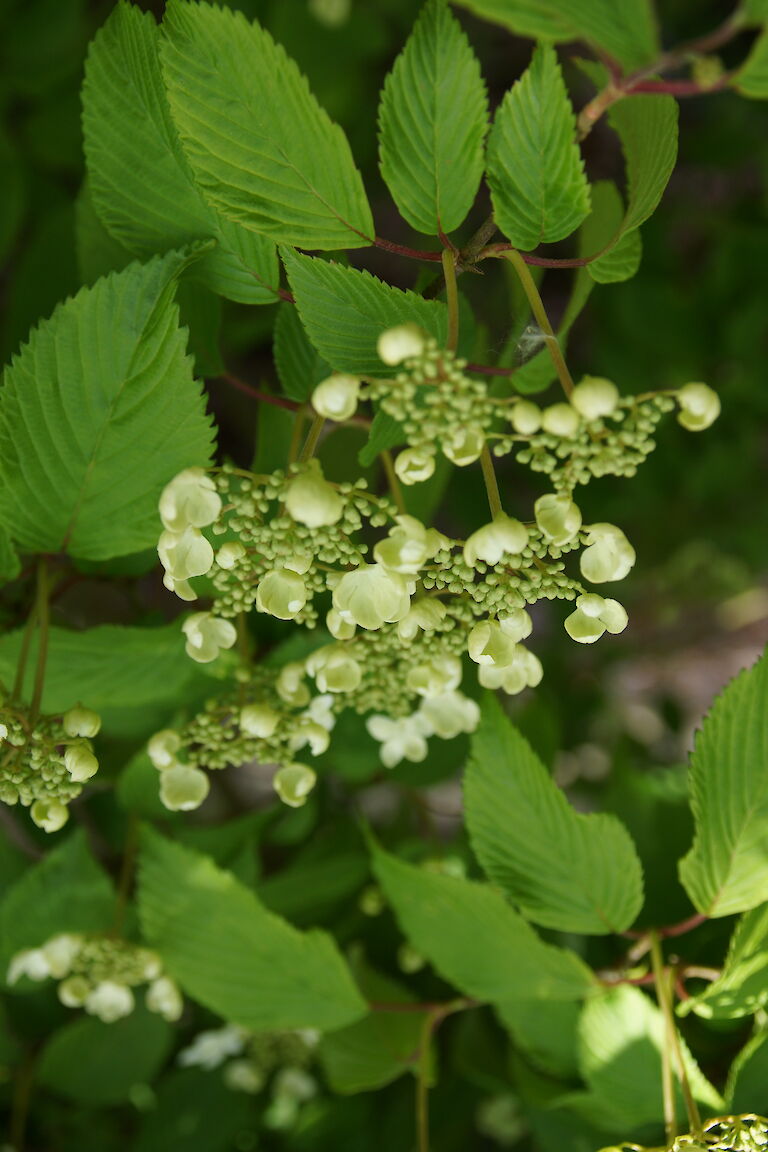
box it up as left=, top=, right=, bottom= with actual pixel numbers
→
left=7, top=932, right=182, bottom=1023
left=0, top=703, right=101, bottom=830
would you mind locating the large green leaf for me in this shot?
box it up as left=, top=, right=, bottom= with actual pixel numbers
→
left=160, top=0, right=373, bottom=250
left=584, top=180, right=642, bottom=285
left=137, top=829, right=367, bottom=1032
left=273, top=302, right=331, bottom=403
left=496, top=998, right=580, bottom=1080
left=450, top=0, right=659, bottom=72
left=734, top=28, right=768, bottom=98
left=464, top=696, right=644, bottom=934
left=372, top=844, right=595, bottom=1003
left=82, top=3, right=278, bottom=305
left=0, top=249, right=214, bottom=560
left=281, top=247, right=447, bottom=375
left=680, top=904, right=768, bottom=1021
left=679, top=651, right=768, bottom=917
left=486, top=44, right=589, bottom=251
left=726, top=1031, right=768, bottom=1113
left=378, top=0, right=487, bottom=235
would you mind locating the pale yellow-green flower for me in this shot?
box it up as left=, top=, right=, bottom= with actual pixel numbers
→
left=571, top=376, right=619, bottom=420
left=284, top=460, right=343, bottom=528
left=393, top=447, right=436, bottom=485
left=377, top=324, right=426, bottom=366
left=464, top=514, right=529, bottom=567
left=311, top=373, right=360, bottom=422
left=273, top=763, right=317, bottom=807
left=676, top=382, right=721, bottom=431
left=579, top=523, right=636, bottom=583
left=333, top=564, right=413, bottom=630
left=534, top=493, right=582, bottom=547
left=181, top=613, right=237, bottom=663
left=256, top=568, right=308, bottom=620
left=159, top=468, right=221, bottom=534
left=564, top=593, right=628, bottom=644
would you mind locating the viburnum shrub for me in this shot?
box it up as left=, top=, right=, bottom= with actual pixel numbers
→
left=0, top=1, right=767, bottom=1148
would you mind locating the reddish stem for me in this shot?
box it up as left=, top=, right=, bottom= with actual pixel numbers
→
left=660, top=911, right=708, bottom=939
left=628, top=75, right=732, bottom=96
left=373, top=236, right=443, bottom=262
left=481, top=243, right=593, bottom=268
left=217, top=374, right=300, bottom=411
left=465, top=361, right=516, bottom=377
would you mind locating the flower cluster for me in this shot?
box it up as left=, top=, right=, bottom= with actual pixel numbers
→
left=7, top=933, right=182, bottom=1023
left=0, top=703, right=101, bottom=831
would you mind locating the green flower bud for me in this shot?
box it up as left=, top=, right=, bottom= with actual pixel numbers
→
left=534, top=493, right=582, bottom=546
left=285, top=460, right=343, bottom=528
left=58, top=975, right=91, bottom=1008
left=510, top=400, right=542, bottom=435
left=541, top=403, right=580, bottom=438
left=366, top=712, right=432, bottom=768
left=464, top=514, right=529, bottom=567
left=311, top=373, right=360, bottom=422
left=374, top=514, right=439, bottom=575
left=64, top=741, right=99, bottom=783
left=85, top=980, right=135, bottom=1023
left=216, top=541, right=246, bottom=570
left=332, top=564, right=413, bottom=630
left=359, top=885, right=385, bottom=916
left=147, top=729, right=181, bottom=770
left=407, top=655, right=462, bottom=698
left=30, top=798, right=69, bottom=833
left=419, top=691, right=480, bottom=739
left=276, top=662, right=311, bottom=707
left=676, top=382, right=721, bottom=431
left=273, top=763, right=317, bottom=808
left=580, top=523, right=636, bottom=583
left=159, top=468, right=221, bottom=534
left=564, top=593, right=628, bottom=644
left=377, top=324, right=426, bottom=366
left=158, top=527, right=214, bottom=581
left=159, top=762, right=210, bottom=811
left=306, top=645, right=362, bottom=693
left=478, top=644, right=543, bottom=695
left=326, top=608, right=356, bottom=639
left=394, top=448, right=435, bottom=485
left=146, top=976, right=183, bottom=1022
left=443, top=426, right=485, bottom=467
left=571, top=377, right=619, bottom=420
left=62, top=705, right=101, bottom=739
left=181, top=612, right=237, bottom=663
left=256, top=568, right=308, bottom=620
left=240, top=703, right=279, bottom=738
left=397, top=598, right=447, bottom=640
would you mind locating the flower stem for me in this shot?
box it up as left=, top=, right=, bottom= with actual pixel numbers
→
left=298, top=412, right=325, bottom=463
left=29, top=558, right=50, bottom=724
left=502, top=249, right=574, bottom=398
left=480, top=445, right=503, bottom=518
left=441, top=249, right=460, bottom=354
left=650, top=932, right=678, bottom=1144
left=381, top=450, right=406, bottom=515
left=11, top=599, right=39, bottom=704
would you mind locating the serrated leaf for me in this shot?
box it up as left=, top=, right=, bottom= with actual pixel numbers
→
left=487, top=44, right=590, bottom=251
left=680, top=904, right=768, bottom=1021
left=0, top=249, right=215, bottom=561
left=137, top=829, right=367, bottom=1032
left=37, top=1002, right=172, bottom=1105
left=726, top=1030, right=768, bottom=1113
left=451, top=0, right=658, bottom=72
left=160, top=0, right=373, bottom=250
left=734, top=28, right=768, bottom=98
left=464, top=696, right=644, bottom=934
left=679, top=650, right=768, bottom=917
left=378, top=0, right=487, bottom=235
left=496, top=998, right=581, bottom=1079
left=358, top=410, right=406, bottom=467
left=83, top=2, right=279, bottom=305
left=372, top=844, right=595, bottom=1003
left=585, top=182, right=642, bottom=283
left=281, top=247, right=447, bottom=375
left=273, top=303, right=331, bottom=403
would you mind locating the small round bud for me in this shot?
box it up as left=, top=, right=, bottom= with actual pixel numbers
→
left=311, top=373, right=360, bottom=422
left=359, top=885, right=385, bottom=916
left=64, top=742, right=99, bottom=783
left=147, top=729, right=181, bottom=770
left=398, top=943, right=426, bottom=974
left=510, top=401, right=542, bottom=435
left=676, top=382, right=721, bottom=431
left=240, top=703, right=279, bottom=739
left=30, top=798, right=69, bottom=833
left=419, top=691, right=480, bottom=739
left=273, top=763, right=317, bottom=808
left=534, top=493, right=582, bottom=546
left=464, top=514, right=529, bottom=568
left=62, top=705, right=101, bottom=739
left=159, top=763, right=210, bottom=811
left=146, top=976, right=183, bottom=1022
left=305, top=645, right=362, bottom=693
left=377, top=324, right=426, bottom=366
left=85, top=980, right=135, bottom=1023
left=181, top=612, right=237, bottom=663
left=216, top=541, right=246, bottom=570
left=284, top=460, right=343, bottom=528
left=256, top=568, right=308, bottom=620
left=159, top=468, right=221, bottom=534
left=570, top=377, right=619, bottom=420
left=580, top=523, right=636, bottom=583
left=443, top=426, right=485, bottom=467
left=332, top=564, right=413, bottom=631
left=541, top=403, right=580, bottom=438
left=393, top=448, right=436, bottom=486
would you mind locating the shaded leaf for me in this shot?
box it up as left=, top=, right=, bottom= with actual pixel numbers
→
left=726, top=1031, right=768, bottom=1114
left=680, top=904, right=768, bottom=1020
left=273, top=303, right=331, bottom=403
left=734, top=28, right=768, bottom=98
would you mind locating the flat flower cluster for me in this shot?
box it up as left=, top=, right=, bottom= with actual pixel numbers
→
left=7, top=932, right=182, bottom=1023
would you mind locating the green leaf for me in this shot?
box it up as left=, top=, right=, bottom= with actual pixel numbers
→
left=137, top=829, right=367, bottom=1032
left=496, top=998, right=580, bottom=1080
left=562, top=985, right=723, bottom=1132
left=281, top=247, right=447, bottom=375
left=726, top=1031, right=768, bottom=1113
left=464, top=696, right=644, bottom=935
left=160, top=0, right=374, bottom=250
left=358, top=410, right=406, bottom=467
left=0, top=831, right=114, bottom=983
left=734, top=28, right=768, bottom=98
left=450, top=0, right=659, bottom=72
left=371, top=844, right=595, bottom=1004
left=134, top=1067, right=253, bottom=1152
left=0, top=623, right=201, bottom=713
left=273, top=303, right=331, bottom=403
left=680, top=904, right=768, bottom=1021
left=585, top=181, right=642, bottom=284
left=83, top=3, right=279, bottom=305
left=742, top=0, right=768, bottom=21
left=0, top=249, right=215, bottom=561
left=486, top=44, right=590, bottom=251
left=378, top=0, right=487, bottom=235
left=0, top=526, right=20, bottom=586
left=37, top=1002, right=172, bottom=1105
left=679, top=650, right=768, bottom=917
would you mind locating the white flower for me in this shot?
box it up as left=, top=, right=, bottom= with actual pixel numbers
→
left=41, top=934, right=82, bottom=979
left=366, top=712, right=433, bottom=769
left=274, top=1066, right=317, bottom=1102
left=216, top=541, right=246, bottom=570
left=224, top=1059, right=266, bottom=1094
left=276, top=663, right=310, bottom=708
left=181, top=613, right=237, bottom=663
left=8, top=948, right=51, bottom=985
left=256, top=568, right=308, bottom=620
left=326, top=608, right=356, bottom=639
left=419, top=691, right=480, bottom=739
left=534, top=493, right=582, bottom=547
left=159, top=763, right=210, bottom=811
left=571, top=377, right=619, bottom=420
left=463, top=514, right=529, bottom=567
left=477, top=644, right=543, bottom=694
left=305, top=645, right=362, bottom=693
left=159, top=468, right=221, bottom=534
left=62, top=706, right=101, bottom=739
left=406, top=655, right=462, bottom=698
left=374, top=515, right=443, bottom=575
left=273, top=763, right=317, bottom=807
left=0, top=723, right=8, bottom=741
left=304, top=694, right=336, bottom=733
left=377, top=324, right=426, bottom=366
left=676, top=382, right=721, bottom=431
left=158, top=527, right=214, bottom=582
left=147, top=729, right=181, bottom=770
left=30, top=798, right=69, bottom=833
left=58, top=975, right=90, bottom=1008
left=284, top=460, right=343, bottom=528
left=239, top=703, right=279, bottom=739
left=397, top=598, right=447, bottom=640
left=146, top=977, right=183, bottom=1022
left=85, top=981, right=135, bottom=1023
left=579, top=523, right=636, bottom=583
left=311, top=373, right=360, bottom=422
left=63, top=741, right=99, bottom=783
left=541, top=403, right=580, bottom=438
left=332, top=564, right=413, bottom=630
left=289, top=719, right=330, bottom=757
left=443, top=426, right=484, bottom=467
left=394, top=448, right=435, bottom=485
left=510, top=400, right=541, bottom=435
left=564, top=593, right=628, bottom=644
left=178, top=1025, right=248, bottom=1070
left=468, top=611, right=532, bottom=668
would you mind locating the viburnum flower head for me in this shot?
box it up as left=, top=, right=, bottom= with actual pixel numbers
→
left=377, top=323, right=426, bottom=366
left=63, top=741, right=99, bottom=783
left=676, top=382, right=721, bottom=431
left=306, top=645, right=362, bottom=693
left=159, top=762, right=210, bottom=812
left=366, top=711, right=433, bottom=768
left=541, top=403, right=580, bottom=438
left=332, top=564, right=413, bottom=630
left=580, top=523, right=636, bottom=583
left=393, top=447, right=436, bottom=486
left=284, top=459, right=343, bottom=528
left=419, top=691, right=480, bottom=739
left=570, top=376, right=619, bottom=420
left=311, top=373, right=360, bottom=422
left=443, top=426, right=485, bottom=467
left=468, top=611, right=533, bottom=668
left=62, top=705, right=101, bottom=739
left=564, top=593, right=628, bottom=644
left=273, top=762, right=317, bottom=807
left=397, top=598, right=447, bottom=640
left=534, top=493, right=582, bottom=547
left=464, top=514, right=529, bottom=567
left=159, top=468, right=221, bottom=534
left=374, top=515, right=444, bottom=575
left=256, top=568, right=308, bottom=620
left=181, top=612, right=237, bottom=663
left=478, top=644, right=543, bottom=695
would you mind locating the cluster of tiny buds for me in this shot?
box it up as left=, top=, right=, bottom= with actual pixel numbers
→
left=7, top=932, right=183, bottom=1023
left=0, top=703, right=101, bottom=831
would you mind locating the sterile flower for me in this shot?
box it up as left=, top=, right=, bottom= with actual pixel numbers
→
left=304, top=694, right=336, bottom=733
left=394, top=448, right=435, bottom=485
left=58, top=975, right=90, bottom=1008
left=63, top=741, right=99, bottom=783
left=406, top=655, right=462, bottom=698
left=333, top=564, right=413, bottom=630
left=158, top=527, right=214, bottom=581
left=159, top=468, right=221, bottom=534
left=676, top=382, right=721, bottom=431
left=534, top=493, right=582, bottom=546
left=579, top=523, right=636, bottom=583
left=147, top=729, right=181, bottom=770
left=311, top=373, right=360, bottom=422
left=419, top=691, right=480, bottom=739
left=477, top=644, right=543, bottom=694
left=85, top=981, right=135, bottom=1023
left=30, top=798, right=68, bottom=833
left=216, top=541, right=246, bottom=570
left=374, top=515, right=444, bottom=575
left=571, top=377, right=619, bottom=420
left=225, top=1060, right=266, bottom=1094
left=273, top=763, right=317, bottom=807
left=366, top=712, right=433, bottom=768
left=62, top=706, right=101, bottom=739
left=284, top=460, right=343, bottom=527
left=8, top=948, right=51, bottom=985
left=239, top=703, right=279, bottom=738
left=181, top=613, right=237, bottom=663
left=541, top=403, right=580, bottom=438
left=159, top=763, right=210, bottom=811
left=289, top=719, right=330, bottom=757
left=326, top=608, right=356, bottom=639
left=146, top=976, right=183, bottom=1022
left=377, top=324, right=426, bottom=366
left=276, top=663, right=311, bottom=708
left=305, top=645, right=362, bottom=693
left=468, top=611, right=532, bottom=668
left=397, top=598, right=447, bottom=640
left=41, top=934, right=82, bottom=979
left=564, top=593, right=628, bottom=644
left=463, top=514, right=529, bottom=567
left=178, top=1026, right=247, bottom=1070
left=256, top=568, right=308, bottom=620
left=443, top=426, right=485, bottom=466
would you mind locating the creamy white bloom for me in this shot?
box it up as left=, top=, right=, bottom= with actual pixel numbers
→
left=579, top=523, right=636, bottom=583
left=564, top=593, right=628, bottom=644
left=30, top=798, right=69, bottom=833
left=58, top=975, right=91, bottom=1008
left=85, top=980, right=135, bottom=1023
left=8, top=948, right=51, bottom=985
left=333, top=564, right=413, bottom=630
left=541, top=403, right=580, bottom=438
left=406, top=655, right=462, bottom=698
left=289, top=719, right=330, bottom=757
left=534, top=493, right=582, bottom=546
left=62, top=706, right=101, bottom=739
left=366, top=712, right=433, bottom=768
left=394, top=448, right=436, bottom=485
left=571, top=377, right=619, bottom=420
left=510, top=400, right=542, bottom=435
left=273, top=763, right=317, bottom=807
left=419, top=691, right=480, bottom=739
left=158, top=527, right=214, bottom=582
left=181, top=613, right=237, bottom=663
left=311, top=373, right=360, bottom=422
left=284, top=460, right=343, bottom=528
left=397, top=598, right=447, bottom=640
left=147, top=729, right=181, bottom=770
left=159, top=763, right=210, bottom=811
left=63, top=741, right=99, bottom=783
left=276, top=662, right=311, bottom=708
left=216, top=541, right=246, bottom=570
left=42, top=934, right=82, bottom=979
left=377, top=324, right=426, bottom=366
left=178, top=1025, right=248, bottom=1070
left=224, top=1059, right=266, bottom=1094
left=159, top=468, right=221, bottom=534
left=374, top=515, right=444, bottom=575
left=443, top=426, right=485, bottom=467
left=477, top=644, right=543, bottom=695
left=467, top=611, right=532, bottom=668
left=239, top=703, right=279, bottom=738
left=326, top=608, right=356, bottom=640
left=676, top=382, right=721, bottom=431
left=305, top=645, right=362, bottom=693
left=463, top=514, right=529, bottom=567
left=0, top=722, right=8, bottom=741
left=146, top=976, right=183, bottom=1022
left=304, top=694, right=336, bottom=733
left=256, top=568, right=308, bottom=620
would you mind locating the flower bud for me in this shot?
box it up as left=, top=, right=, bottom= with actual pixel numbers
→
left=58, top=975, right=91, bottom=1008
left=443, top=426, right=485, bottom=467
left=571, top=377, right=619, bottom=420
left=159, top=763, right=210, bottom=811
left=85, top=980, right=135, bottom=1023
left=256, top=568, right=308, bottom=620
left=374, top=515, right=440, bottom=575
left=326, top=608, right=356, bottom=639
left=64, top=741, right=99, bottom=783
left=158, top=527, right=214, bottom=581
left=534, top=493, right=582, bottom=546
left=181, top=613, right=237, bottom=663
left=394, top=448, right=435, bottom=485
left=541, top=403, right=580, bottom=438
left=397, top=598, right=447, bottom=640
left=146, top=976, right=183, bottom=1022
left=147, top=729, right=181, bottom=770
left=285, top=460, right=343, bottom=528
left=580, top=523, right=636, bottom=583
left=510, top=400, right=542, bottom=435
left=159, top=468, right=221, bottom=534
left=464, top=514, right=529, bottom=567
left=564, top=594, right=628, bottom=644
left=419, top=691, right=480, bottom=739
left=305, top=645, right=362, bottom=693
left=377, top=324, right=426, bottom=366
left=276, top=662, right=310, bottom=707
left=62, top=705, right=101, bottom=739
left=240, top=703, right=279, bottom=739
left=676, top=382, right=721, bottom=431
left=333, top=564, right=413, bottom=630
left=311, top=373, right=360, bottom=422
left=216, top=541, right=246, bottom=570
left=42, top=934, right=82, bottom=979
left=30, top=798, right=69, bottom=833
left=273, top=763, right=317, bottom=808
left=406, top=655, right=462, bottom=698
